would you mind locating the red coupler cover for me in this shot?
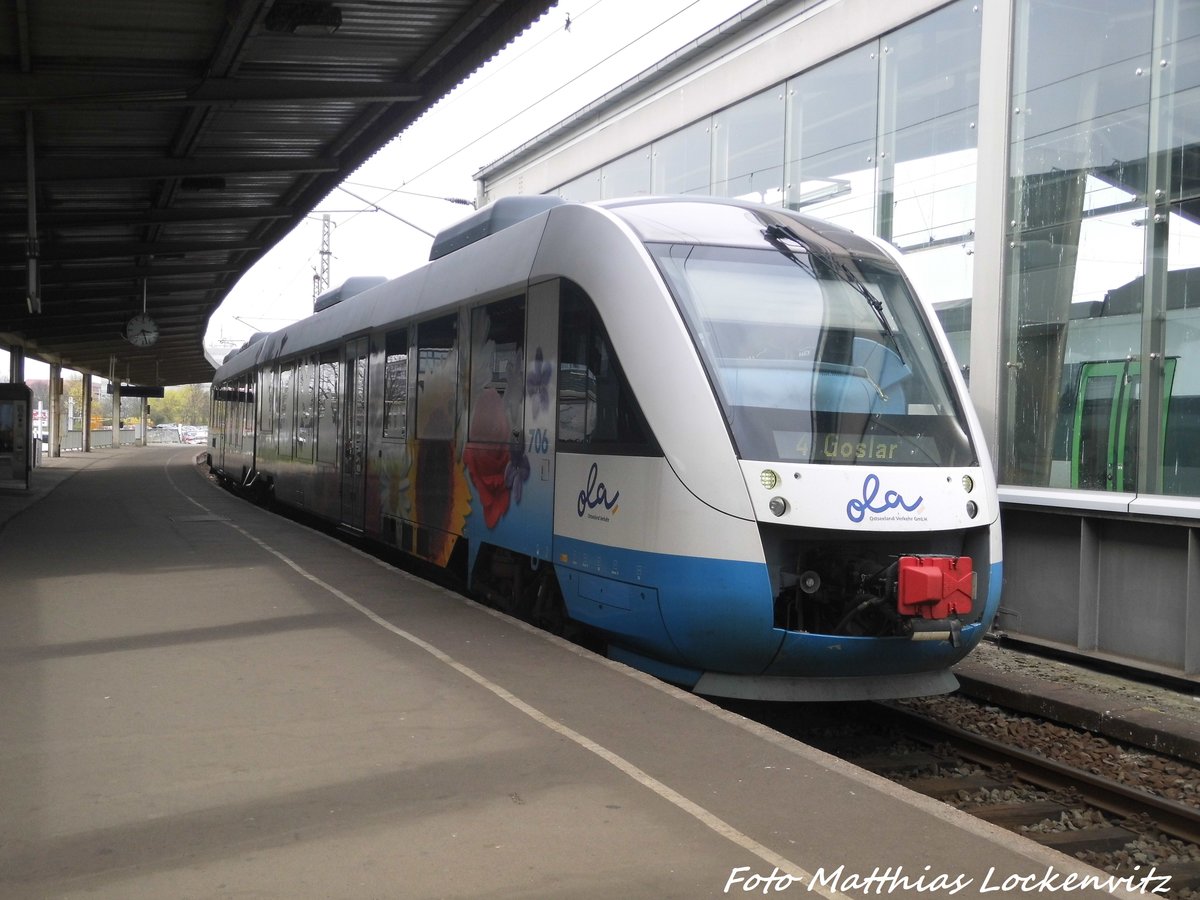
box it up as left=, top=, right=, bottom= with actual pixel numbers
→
left=897, top=556, right=973, bottom=619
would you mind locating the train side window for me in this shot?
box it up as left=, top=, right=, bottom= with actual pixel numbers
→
left=278, top=363, right=294, bottom=458
left=258, top=368, right=274, bottom=434
left=416, top=314, right=458, bottom=441
left=241, top=376, right=255, bottom=449
left=316, top=351, right=339, bottom=464
left=295, top=356, right=316, bottom=463
left=383, top=328, right=409, bottom=439
left=557, top=282, right=658, bottom=453
left=469, top=297, right=524, bottom=443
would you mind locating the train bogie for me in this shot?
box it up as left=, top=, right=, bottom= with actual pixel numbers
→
left=211, top=195, right=1002, bottom=701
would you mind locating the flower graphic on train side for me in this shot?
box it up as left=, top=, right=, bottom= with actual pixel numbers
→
left=526, top=347, right=553, bottom=419
left=377, top=445, right=413, bottom=521
left=504, top=445, right=531, bottom=505
left=463, top=444, right=510, bottom=528
left=464, top=385, right=527, bottom=529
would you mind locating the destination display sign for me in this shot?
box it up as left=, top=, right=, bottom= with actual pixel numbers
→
left=773, top=430, right=941, bottom=465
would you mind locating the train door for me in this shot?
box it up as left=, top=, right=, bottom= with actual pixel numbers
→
left=341, top=336, right=369, bottom=529
left=1071, top=359, right=1176, bottom=491
left=522, top=280, right=558, bottom=561
left=463, top=285, right=556, bottom=564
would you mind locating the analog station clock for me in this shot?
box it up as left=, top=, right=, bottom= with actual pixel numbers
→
left=125, top=313, right=159, bottom=347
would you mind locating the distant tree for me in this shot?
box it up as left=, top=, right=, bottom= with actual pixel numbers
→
left=27, top=379, right=48, bottom=407
left=152, top=384, right=211, bottom=426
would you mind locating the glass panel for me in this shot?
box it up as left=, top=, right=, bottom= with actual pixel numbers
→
left=649, top=241, right=975, bottom=466
left=1, top=402, right=14, bottom=452
left=1003, top=0, right=1153, bottom=488
left=1119, top=371, right=1141, bottom=492
left=1073, top=367, right=1120, bottom=489
left=652, top=120, right=711, bottom=195
left=243, top=377, right=255, bottom=451
left=712, top=88, right=785, bottom=203
left=416, top=315, right=458, bottom=441
left=557, top=282, right=656, bottom=452
left=602, top=148, right=651, bottom=199
left=383, top=328, right=408, bottom=438
left=278, top=364, right=294, bottom=459
left=784, top=46, right=878, bottom=234
left=466, top=298, right=526, bottom=526
left=1159, top=0, right=1200, bottom=495
left=469, top=298, right=525, bottom=443
left=295, top=356, right=315, bottom=463
left=346, top=345, right=368, bottom=477
left=878, top=2, right=981, bottom=312
left=557, top=170, right=602, bottom=202
left=880, top=3, right=982, bottom=247
left=316, top=351, right=339, bottom=464
left=258, top=368, right=274, bottom=433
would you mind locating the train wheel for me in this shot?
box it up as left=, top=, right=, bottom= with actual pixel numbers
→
left=529, top=567, right=566, bottom=634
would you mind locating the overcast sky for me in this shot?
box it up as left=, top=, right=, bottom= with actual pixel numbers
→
left=6, top=0, right=750, bottom=384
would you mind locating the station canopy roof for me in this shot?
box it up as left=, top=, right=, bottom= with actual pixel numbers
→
left=1, top=0, right=553, bottom=386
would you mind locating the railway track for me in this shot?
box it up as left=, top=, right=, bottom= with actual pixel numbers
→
left=720, top=696, right=1200, bottom=895
left=863, top=701, right=1200, bottom=894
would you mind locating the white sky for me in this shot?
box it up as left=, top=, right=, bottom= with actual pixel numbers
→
left=5, top=0, right=750, bottom=384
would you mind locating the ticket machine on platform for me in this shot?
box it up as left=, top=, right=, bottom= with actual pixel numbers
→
left=0, top=383, right=32, bottom=489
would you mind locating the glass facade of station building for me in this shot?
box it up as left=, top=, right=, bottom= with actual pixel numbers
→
left=535, top=0, right=1200, bottom=500
left=479, top=0, right=1200, bottom=678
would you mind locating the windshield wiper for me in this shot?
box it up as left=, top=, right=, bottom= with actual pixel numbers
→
left=761, top=222, right=904, bottom=364
left=762, top=222, right=816, bottom=275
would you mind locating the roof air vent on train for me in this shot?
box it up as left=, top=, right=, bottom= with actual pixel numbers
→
left=313, top=276, right=387, bottom=313
left=429, top=196, right=567, bottom=261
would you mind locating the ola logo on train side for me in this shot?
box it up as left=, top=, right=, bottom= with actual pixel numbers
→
left=577, top=462, right=620, bottom=520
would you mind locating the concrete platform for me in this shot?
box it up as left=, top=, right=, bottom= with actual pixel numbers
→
left=0, top=447, right=1155, bottom=898
left=954, top=640, right=1200, bottom=766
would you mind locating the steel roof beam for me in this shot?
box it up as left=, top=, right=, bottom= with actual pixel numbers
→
left=0, top=239, right=265, bottom=264
left=0, top=206, right=296, bottom=229
left=0, top=156, right=339, bottom=184
left=0, top=76, right=423, bottom=107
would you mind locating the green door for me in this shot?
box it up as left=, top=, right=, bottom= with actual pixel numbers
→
left=1072, top=359, right=1176, bottom=491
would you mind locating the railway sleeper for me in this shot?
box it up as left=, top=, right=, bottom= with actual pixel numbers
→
left=1033, top=825, right=1140, bottom=854
left=852, top=750, right=942, bottom=774
left=902, top=773, right=1005, bottom=798
left=1149, top=860, right=1200, bottom=890
left=966, top=800, right=1070, bottom=827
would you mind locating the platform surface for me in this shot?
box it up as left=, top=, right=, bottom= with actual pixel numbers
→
left=0, top=448, right=1153, bottom=898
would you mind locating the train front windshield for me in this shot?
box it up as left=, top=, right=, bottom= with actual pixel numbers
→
left=649, top=242, right=976, bottom=467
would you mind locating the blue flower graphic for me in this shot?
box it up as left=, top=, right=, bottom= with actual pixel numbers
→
left=526, top=347, right=553, bottom=419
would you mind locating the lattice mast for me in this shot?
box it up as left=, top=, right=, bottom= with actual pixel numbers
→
left=312, top=213, right=331, bottom=300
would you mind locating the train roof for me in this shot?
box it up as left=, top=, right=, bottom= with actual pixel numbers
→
left=600, top=195, right=888, bottom=261
left=428, top=195, right=567, bottom=261
left=212, top=195, right=901, bottom=386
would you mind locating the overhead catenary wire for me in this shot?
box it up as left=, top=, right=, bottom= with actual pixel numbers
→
left=362, top=0, right=712, bottom=208
left=310, top=1, right=718, bottom=234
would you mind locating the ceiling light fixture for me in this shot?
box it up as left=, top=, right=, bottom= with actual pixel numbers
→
left=264, top=2, right=343, bottom=35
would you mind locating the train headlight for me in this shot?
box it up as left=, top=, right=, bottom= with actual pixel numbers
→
left=768, top=496, right=789, bottom=517
left=760, top=469, right=779, bottom=490
left=962, top=474, right=974, bottom=493
left=966, top=500, right=978, bottom=519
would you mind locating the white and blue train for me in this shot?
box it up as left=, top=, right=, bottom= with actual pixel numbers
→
left=210, top=195, right=1002, bottom=701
